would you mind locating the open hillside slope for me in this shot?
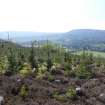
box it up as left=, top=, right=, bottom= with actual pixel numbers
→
left=0, top=38, right=105, bottom=105
left=58, top=29, right=105, bottom=51
left=1, top=69, right=105, bottom=105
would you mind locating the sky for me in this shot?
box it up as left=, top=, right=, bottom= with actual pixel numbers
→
left=0, top=0, right=105, bottom=32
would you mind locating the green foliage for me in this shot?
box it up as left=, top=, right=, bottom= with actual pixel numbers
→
left=53, top=91, right=67, bottom=102
left=36, top=64, right=47, bottom=79
left=73, top=51, right=94, bottom=79
left=64, top=62, right=72, bottom=71
left=1, top=39, right=105, bottom=81
left=88, top=53, right=94, bottom=64
left=19, top=63, right=32, bottom=77
left=7, top=48, right=18, bottom=73
left=64, top=70, right=76, bottom=77
left=82, top=52, right=94, bottom=65
left=47, top=72, right=54, bottom=82
left=47, top=59, right=53, bottom=71
left=29, top=42, right=38, bottom=69
left=53, top=94, right=67, bottom=102
left=65, top=87, right=76, bottom=99
left=53, top=87, right=76, bottom=102
left=0, top=56, right=8, bottom=74
left=20, top=85, right=28, bottom=98
left=41, top=42, right=58, bottom=51
left=76, top=64, right=92, bottom=79
left=63, top=62, right=73, bottom=76
left=64, top=50, right=71, bottom=62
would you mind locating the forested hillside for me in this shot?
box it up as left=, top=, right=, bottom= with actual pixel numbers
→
left=58, top=29, right=105, bottom=51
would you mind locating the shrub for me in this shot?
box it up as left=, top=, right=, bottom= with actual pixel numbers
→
left=47, top=59, right=53, bottom=71
left=76, top=64, right=92, bottom=79
left=53, top=91, right=67, bottom=102
left=54, top=94, right=67, bottom=102
left=65, top=87, right=76, bottom=99
left=47, top=73, right=54, bottom=82
left=7, top=49, right=18, bottom=73
left=20, top=85, right=28, bottom=99
left=64, top=62, right=73, bottom=76
left=29, top=42, right=38, bottom=69
left=36, top=64, right=47, bottom=79
left=19, top=63, right=32, bottom=77
left=53, top=87, right=77, bottom=101
left=0, top=56, right=8, bottom=74
left=64, top=70, right=76, bottom=77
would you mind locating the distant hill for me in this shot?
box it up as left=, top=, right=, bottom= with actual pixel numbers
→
left=0, top=32, right=62, bottom=42
left=0, top=38, right=21, bottom=56
left=58, top=29, right=105, bottom=51
left=0, top=29, right=105, bottom=51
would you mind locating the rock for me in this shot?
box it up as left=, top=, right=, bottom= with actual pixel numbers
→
left=76, top=87, right=81, bottom=91
left=76, top=87, right=85, bottom=96
left=54, top=79, right=61, bottom=83
left=17, top=79, right=21, bottom=82
left=98, top=93, right=105, bottom=103
left=76, top=87, right=82, bottom=96
left=51, top=66, right=56, bottom=70
left=0, top=96, right=4, bottom=105
left=32, top=68, right=36, bottom=73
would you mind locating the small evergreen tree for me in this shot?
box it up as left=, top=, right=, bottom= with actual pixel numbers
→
left=76, top=63, right=92, bottom=79
left=47, top=58, right=53, bottom=71
left=29, top=42, right=38, bottom=69
left=0, top=56, right=8, bottom=74
left=46, top=40, right=53, bottom=71
left=19, top=62, right=32, bottom=77
left=7, top=48, right=18, bottom=74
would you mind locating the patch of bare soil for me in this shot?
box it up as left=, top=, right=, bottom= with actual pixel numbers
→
left=0, top=72, right=105, bottom=105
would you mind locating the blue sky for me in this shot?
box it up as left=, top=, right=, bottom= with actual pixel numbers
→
left=0, top=0, right=104, bottom=32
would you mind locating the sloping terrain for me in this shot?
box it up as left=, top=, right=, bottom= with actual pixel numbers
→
left=1, top=29, right=105, bottom=51
left=1, top=70, right=105, bottom=105
left=0, top=39, right=21, bottom=56
left=58, top=29, right=105, bottom=50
